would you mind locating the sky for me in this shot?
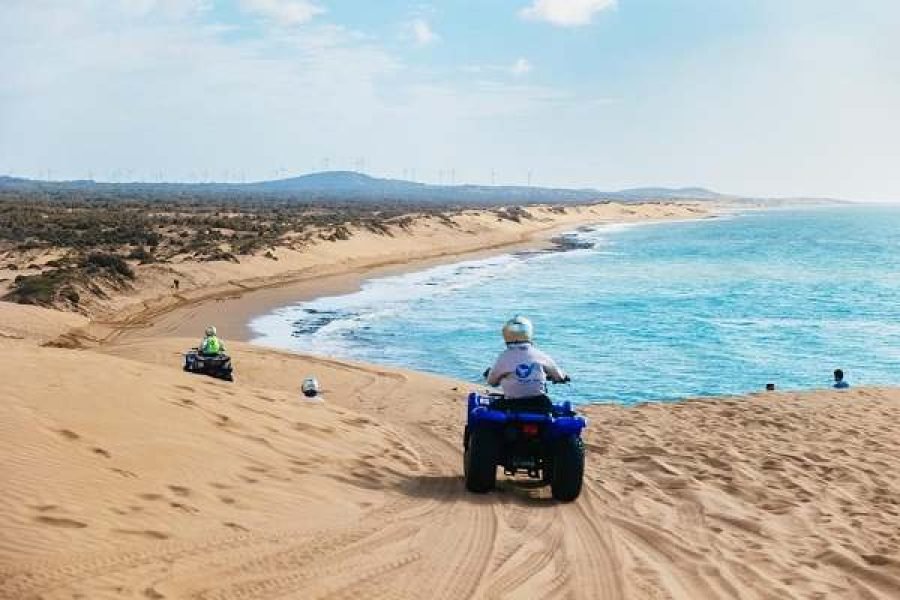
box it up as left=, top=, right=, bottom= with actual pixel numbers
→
left=1, top=0, right=899, bottom=200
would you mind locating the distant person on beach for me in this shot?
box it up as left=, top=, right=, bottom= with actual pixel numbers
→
left=200, top=325, right=225, bottom=356
left=173, top=278, right=180, bottom=291
left=486, top=315, right=568, bottom=401
left=833, top=369, right=850, bottom=389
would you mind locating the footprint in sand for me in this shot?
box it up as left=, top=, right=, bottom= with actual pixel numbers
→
left=112, top=505, right=145, bottom=515
left=169, top=502, right=199, bottom=514
left=167, top=485, right=191, bottom=497
left=36, top=516, right=87, bottom=528
left=92, top=447, right=112, bottom=458
left=143, top=586, right=165, bottom=599
left=114, top=529, right=170, bottom=540
left=58, top=429, right=80, bottom=441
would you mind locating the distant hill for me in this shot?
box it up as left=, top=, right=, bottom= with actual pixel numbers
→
left=246, top=171, right=612, bottom=203
left=614, top=186, right=726, bottom=201
left=0, top=171, right=847, bottom=205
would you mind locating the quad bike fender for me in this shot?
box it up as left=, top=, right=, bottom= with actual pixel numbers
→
left=468, top=406, right=510, bottom=426
left=546, top=416, right=587, bottom=440
left=467, top=392, right=586, bottom=436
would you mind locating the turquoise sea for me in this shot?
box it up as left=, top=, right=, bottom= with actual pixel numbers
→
left=250, top=206, right=900, bottom=404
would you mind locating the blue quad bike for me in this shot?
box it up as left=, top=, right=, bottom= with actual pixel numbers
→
left=463, top=384, right=587, bottom=502
left=183, top=348, right=234, bottom=382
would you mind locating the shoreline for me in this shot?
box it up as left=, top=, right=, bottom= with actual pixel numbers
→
left=98, top=202, right=715, bottom=346
left=142, top=227, right=561, bottom=344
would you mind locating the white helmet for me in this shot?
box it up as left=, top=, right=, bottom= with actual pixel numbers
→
left=302, top=376, right=320, bottom=398
left=502, top=315, right=533, bottom=344
left=205, top=325, right=217, bottom=337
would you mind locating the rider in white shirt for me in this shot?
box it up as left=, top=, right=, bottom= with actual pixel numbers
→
left=486, top=316, right=568, bottom=399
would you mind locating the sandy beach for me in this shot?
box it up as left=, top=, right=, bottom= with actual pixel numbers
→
left=2, top=203, right=900, bottom=599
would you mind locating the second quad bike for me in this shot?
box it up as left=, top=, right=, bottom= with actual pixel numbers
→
left=183, top=348, right=234, bottom=382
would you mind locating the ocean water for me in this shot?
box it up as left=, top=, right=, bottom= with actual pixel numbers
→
left=250, top=206, right=900, bottom=404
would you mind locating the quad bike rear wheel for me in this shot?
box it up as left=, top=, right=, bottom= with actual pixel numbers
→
left=551, top=436, right=585, bottom=502
left=464, top=429, right=498, bottom=493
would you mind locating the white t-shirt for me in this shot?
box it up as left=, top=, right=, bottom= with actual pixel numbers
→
left=487, top=343, right=566, bottom=399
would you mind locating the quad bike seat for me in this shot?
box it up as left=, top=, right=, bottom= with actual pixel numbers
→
left=489, top=395, right=552, bottom=413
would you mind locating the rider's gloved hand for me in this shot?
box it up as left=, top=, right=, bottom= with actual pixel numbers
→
left=561, top=375, right=571, bottom=383
left=482, top=368, right=491, bottom=380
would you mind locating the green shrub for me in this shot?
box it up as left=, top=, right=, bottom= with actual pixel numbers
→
left=61, top=286, right=80, bottom=304
left=5, top=270, right=73, bottom=306
left=127, top=246, right=155, bottom=263
left=83, top=253, right=134, bottom=279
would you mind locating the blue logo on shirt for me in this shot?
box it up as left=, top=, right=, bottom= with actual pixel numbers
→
left=515, top=363, right=535, bottom=379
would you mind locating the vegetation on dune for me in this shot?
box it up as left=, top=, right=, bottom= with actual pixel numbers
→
left=0, top=190, right=554, bottom=262
left=494, top=206, right=536, bottom=223
left=4, top=252, right=135, bottom=308
left=0, top=189, right=564, bottom=310
left=0, top=191, right=507, bottom=262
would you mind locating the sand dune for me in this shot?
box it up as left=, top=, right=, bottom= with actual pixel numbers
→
left=2, top=331, right=899, bottom=599
left=3, top=202, right=899, bottom=598
left=0, top=304, right=87, bottom=345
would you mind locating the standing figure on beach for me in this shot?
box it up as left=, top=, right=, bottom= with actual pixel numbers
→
left=486, top=316, right=568, bottom=405
left=200, top=325, right=225, bottom=356
left=833, top=369, right=850, bottom=389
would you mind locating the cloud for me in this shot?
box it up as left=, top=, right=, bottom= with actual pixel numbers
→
left=462, top=59, right=533, bottom=77
left=511, top=58, right=533, bottom=76
left=519, top=0, right=616, bottom=27
left=118, top=0, right=212, bottom=18
left=411, top=18, right=439, bottom=46
left=240, top=0, right=324, bottom=26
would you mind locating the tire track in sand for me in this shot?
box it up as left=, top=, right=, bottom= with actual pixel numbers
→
left=556, top=483, right=628, bottom=599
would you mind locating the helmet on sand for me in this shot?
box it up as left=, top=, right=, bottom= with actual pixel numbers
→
left=302, top=376, right=320, bottom=398
left=502, top=315, right=533, bottom=344
left=206, top=325, right=217, bottom=337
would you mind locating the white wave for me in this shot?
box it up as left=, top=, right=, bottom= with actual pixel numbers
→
left=249, top=253, right=526, bottom=354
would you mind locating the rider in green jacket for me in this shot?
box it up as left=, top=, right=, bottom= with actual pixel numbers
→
left=200, top=325, right=225, bottom=356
